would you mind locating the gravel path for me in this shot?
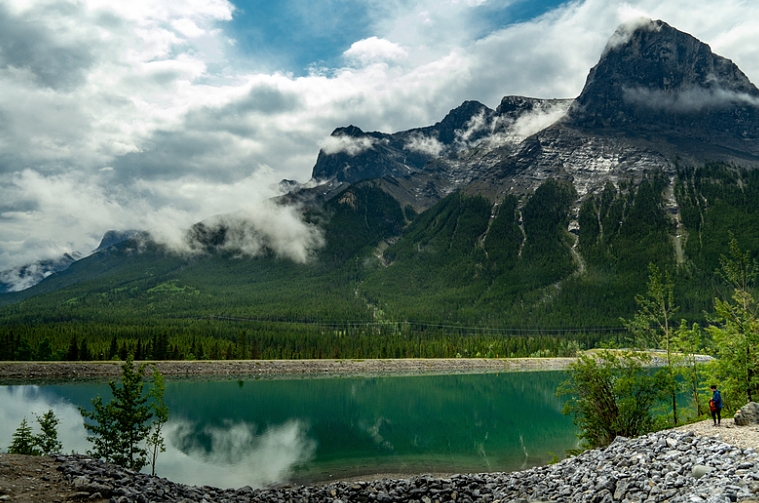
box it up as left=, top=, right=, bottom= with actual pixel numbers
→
left=676, top=418, right=759, bottom=452
left=0, top=358, right=577, bottom=381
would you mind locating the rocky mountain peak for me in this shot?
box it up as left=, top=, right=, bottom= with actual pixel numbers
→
left=568, top=18, right=759, bottom=146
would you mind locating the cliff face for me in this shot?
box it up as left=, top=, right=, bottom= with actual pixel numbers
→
left=569, top=19, right=759, bottom=152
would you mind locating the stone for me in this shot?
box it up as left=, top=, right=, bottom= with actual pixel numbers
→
left=734, top=402, right=759, bottom=426
left=692, top=465, right=715, bottom=479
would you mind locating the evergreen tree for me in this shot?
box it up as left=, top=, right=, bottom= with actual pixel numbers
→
left=146, top=368, right=168, bottom=476
left=134, top=339, right=143, bottom=361
left=34, top=410, right=62, bottom=455
left=80, top=356, right=155, bottom=471
left=79, top=339, right=92, bottom=361
left=66, top=336, right=79, bottom=361
left=8, top=418, right=40, bottom=455
left=118, top=342, right=128, bottom=361
left=36, top=338, right=53, bottom=362
left=13, top=337, right=35, bottom=361
left=108, top=336, right=118, bottom=360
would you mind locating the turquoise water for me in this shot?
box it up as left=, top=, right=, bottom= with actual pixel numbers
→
left=0, top=371, right=578, bottom=489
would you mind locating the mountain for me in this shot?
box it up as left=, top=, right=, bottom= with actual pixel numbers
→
left=0, top=253, right=81, bottom=293
left=4, top=19, right=759, bottom=358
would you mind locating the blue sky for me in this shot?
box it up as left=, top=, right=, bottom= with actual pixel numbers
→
left=226, top=0, right=569, bottom=75
left=1, top=0, right=759, bottom=284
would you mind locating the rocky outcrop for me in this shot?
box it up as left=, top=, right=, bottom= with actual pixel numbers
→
left=568, top=19, right=759, bottom=153
left=294, top=19, right=759, bottom=213
left=311, top=101, right=497, bottom=184
left=734, top=402, right=759, bottom=426
left=55, top=429, right=759, bottom=503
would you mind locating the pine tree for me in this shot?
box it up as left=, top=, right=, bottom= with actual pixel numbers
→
left=34, top=410, right=62, bottom=455
left=9, top=418, right=40, bottom=455
left=145, top=368, right=168, bottom=476
left=37, top=338, right=53, bottom=362
left=80, top=356, right=154, bottom=471
left=66, top=336, right=79, bottom=361
left=108, top=336, right=118, bottom=360
left=79, top=339, right=92, bottom=361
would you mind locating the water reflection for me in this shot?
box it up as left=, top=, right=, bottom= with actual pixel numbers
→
left=0, top=385, right=316, bottom=489
left=167, top=419, right=316, bottom=488
left=0, top=386, right=89, bottom=454
left=0, top=372, right=579, bottom=489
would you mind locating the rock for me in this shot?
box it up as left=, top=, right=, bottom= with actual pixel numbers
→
left=734, top=402, right=759, bottom=426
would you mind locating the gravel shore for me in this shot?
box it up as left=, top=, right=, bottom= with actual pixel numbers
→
left=0, top=358, right=577, bottom=381
left=15, top=426, right=759, bottom=503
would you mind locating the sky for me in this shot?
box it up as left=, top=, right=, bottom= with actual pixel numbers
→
left=1, top=0, right=759, bottom=282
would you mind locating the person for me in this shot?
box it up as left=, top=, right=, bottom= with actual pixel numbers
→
left=710, top=385, right=723, bottom=426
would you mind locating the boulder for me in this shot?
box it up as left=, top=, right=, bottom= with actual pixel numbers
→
left=733, top=402, right=759, bottom=426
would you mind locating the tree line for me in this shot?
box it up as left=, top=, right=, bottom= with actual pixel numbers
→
left=0, top=322, right=614, bottom=362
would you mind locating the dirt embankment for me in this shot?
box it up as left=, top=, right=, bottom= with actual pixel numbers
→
left=0, top=358, right=576, bottom=381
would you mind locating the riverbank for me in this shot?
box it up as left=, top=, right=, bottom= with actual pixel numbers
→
left=0, top=357, right=577, bottom=380
left=3, top=425, right=759, bottom=503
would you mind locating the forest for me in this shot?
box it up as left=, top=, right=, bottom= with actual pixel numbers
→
left=1, top=163, right=758, bottom=362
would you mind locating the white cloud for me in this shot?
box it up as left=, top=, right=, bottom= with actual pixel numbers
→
left=604, top=16, right=659, bottom=54
left=404, top=134, right=445, bottom=156
left=491, top=100, right=572, bottom=144
left=344, top=37, right=408, bottom=66
left=320, top=135, right=377, bottom=156
left=623, top=85, right=759, bottom=112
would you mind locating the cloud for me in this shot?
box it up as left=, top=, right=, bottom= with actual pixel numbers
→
left=344, top=37, right=408, bottom=66
left=320, top=135, right=377, bottom=156
left=0, top=386, right=90, bottom=455
left=164, top=203, right=325, bottom=264
left=492, top=100, right=572, bottom=144
left=603, top=16, right=659, bottom=54
left=404, top=133, right=445, bottom=156
left=623, top=85, right=759, bottom=112
left=455, top=109, right=495, bottom=147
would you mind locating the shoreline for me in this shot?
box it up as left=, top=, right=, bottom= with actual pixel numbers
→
left=0, top=357, right=576, bottom=381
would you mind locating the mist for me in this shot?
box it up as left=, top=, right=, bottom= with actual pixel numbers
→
left=623, top=85, right=759, bottom=112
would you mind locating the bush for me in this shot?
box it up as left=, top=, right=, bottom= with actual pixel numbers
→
left=558, top=350, right=666, bottom=448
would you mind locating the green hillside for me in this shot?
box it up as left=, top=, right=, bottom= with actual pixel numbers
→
left=1, top=165, right=758, bottom=361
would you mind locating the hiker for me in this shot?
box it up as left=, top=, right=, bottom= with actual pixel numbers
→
left=709, top=385, right=723, bottom=426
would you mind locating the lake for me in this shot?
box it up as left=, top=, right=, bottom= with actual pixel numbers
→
left=0, top=371, right=579, bottom=489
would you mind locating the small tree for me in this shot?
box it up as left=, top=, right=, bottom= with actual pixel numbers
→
left=558, top=350, right=665, bottom=448
left=34, top=410, right=62, bottom=455
left=708, top=234, right=759, bottom=405
left=80, top=355, right=157, bottom=471
left=622, top=263, right=681, bottom=424
left=673, top=320, right=705, bottom=416
left=8, top=418, right=40, bottom=455
left=145, top=367, right=168, bottom=476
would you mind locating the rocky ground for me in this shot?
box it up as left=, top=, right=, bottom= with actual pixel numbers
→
left=1, top=419, right=759, bottom=503
left=0, top=358, right=577, bottom=381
